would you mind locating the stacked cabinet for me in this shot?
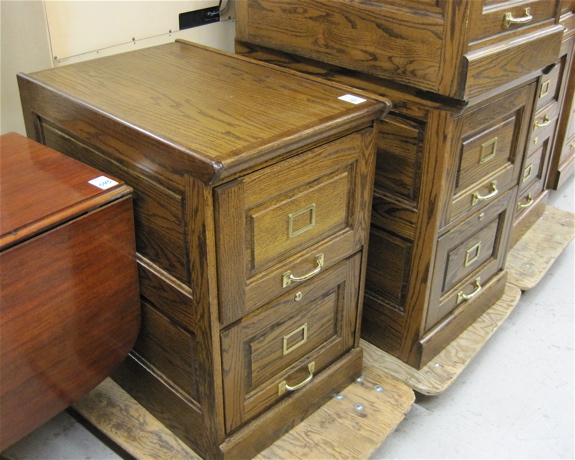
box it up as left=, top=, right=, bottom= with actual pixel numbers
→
left=18, top=41, right=388, bottom=458
left=236, top=0, right=567, bottom=368
left=548, top=0, right=575, bottom=190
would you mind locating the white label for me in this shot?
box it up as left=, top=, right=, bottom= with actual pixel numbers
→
left=89, top=176, right=118, bottom=190
left=338, top=94, right=367, bottom=104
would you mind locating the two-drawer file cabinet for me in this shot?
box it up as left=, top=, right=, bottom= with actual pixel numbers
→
left=235, top=0, right=566, bottom=368
left=18, top=41, right=389, bottom=458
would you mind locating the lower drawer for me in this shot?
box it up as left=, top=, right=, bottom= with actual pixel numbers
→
left=425, top=187, right=516, bottom=332
left=220, top=253, right=361, bottom=433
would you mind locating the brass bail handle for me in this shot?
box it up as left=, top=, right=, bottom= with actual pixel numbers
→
left=534, top=115, right=551, bottom=129
left=283, top=254, right=324, bottom=288
left=457, top=277, right=482, bottom=304
left=503, top=8, right=532, bottom=28
left=518, top=193, right=534, bottom=209
left=278, top=362, right=315, bottom=395
left=472, top=181, right=498, bottom=205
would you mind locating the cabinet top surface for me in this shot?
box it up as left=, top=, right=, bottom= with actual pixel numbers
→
left=0, top=132, right=128, bottom=248
left=22, top=41, right=386, bottom=183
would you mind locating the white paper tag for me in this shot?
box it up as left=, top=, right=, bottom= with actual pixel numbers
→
left=89, top=176, right=118, bottom=190
left=338, top=94, right=367, bottom=104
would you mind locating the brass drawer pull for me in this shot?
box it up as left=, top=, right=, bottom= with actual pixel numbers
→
left=283, top=254, right=324, bottom=288
left=503, top=8, right=532, bottom=28
left=518, top=193, right=534, bottom=209
left=472, top=180, right=498, bottom=205
left=278, top=362, right=315, bottom=395
left=457, top=277, right=482, bottom=304
left=534, top=115, right=551, bottom=129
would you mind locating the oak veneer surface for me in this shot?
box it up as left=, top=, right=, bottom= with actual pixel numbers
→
left=0, top=133, right=140, bottom=450
left=18, top=40, right=386, bottom=185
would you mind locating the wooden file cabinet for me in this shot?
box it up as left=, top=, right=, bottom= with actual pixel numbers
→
left=18, top=41, right=388, bottom=458
left=548, top=1, right=575, bottom=190
left=0, top=132, right=140, bottom=450
left=236, top=0, right=565, bottom=368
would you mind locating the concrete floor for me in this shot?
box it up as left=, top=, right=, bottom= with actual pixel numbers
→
left=3, top=176, right=574, bottom=460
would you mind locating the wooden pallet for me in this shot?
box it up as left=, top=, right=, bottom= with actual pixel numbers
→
left=361, top=205, right=573, bottom=395
left=506, top=206, right=574, bottom=291
left=361, top=283, right=522, bottom=395
left=73, top=361, right=414, bottom=459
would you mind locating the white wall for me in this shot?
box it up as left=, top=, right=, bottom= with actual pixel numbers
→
left=1, top=0, right=236, bottom=136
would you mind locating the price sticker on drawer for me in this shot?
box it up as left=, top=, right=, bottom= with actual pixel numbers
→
left=338, top=94, right=367, bottom=104
left=89, top=176, right=118, bottom=190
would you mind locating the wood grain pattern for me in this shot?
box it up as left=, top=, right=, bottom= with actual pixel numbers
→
left=18, top=41, right=384, bottom=185
left=362, top=283, right=522, bottom=395
left=236, top=0, right=562, bottom=100
left=507, top=205, right=575, bottom=290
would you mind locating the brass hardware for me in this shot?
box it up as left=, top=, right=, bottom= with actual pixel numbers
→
left=288, top=204, right=316, bottom=239
left=570, top=143, right=575, bottom=150
left=480, top=137, right=498, bottom=164
left=523, top=163, right=533, bottom=182
left=534, top=115, right=551, bottom=129
left=518, top=193, right=534, bottom=209
left=478, top=213, right=485, bottom=221
left=472, top=181, right=498, bottom=205
left=294, top=291, right=303, bottom=302
left=533, top=137, right=539, bottom=144
left=503, top=8, right=532, bottom=28
left=464, top=241, right=482, bottom=267
left=457, top=277, right=482, bottom=304
left=283, top=254, right=324, bottom=288
left=283, top=323, right=308, bottom=355
left=278, top=362, right=315, bottom=395
left=539, top=80, right=550, bottom=99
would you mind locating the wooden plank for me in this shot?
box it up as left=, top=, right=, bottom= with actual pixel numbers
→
left=361, top=283, right=522, bottom=395
left=73, top=365, right=414, bottom=459
left=506, top=206, right=575, bottom=291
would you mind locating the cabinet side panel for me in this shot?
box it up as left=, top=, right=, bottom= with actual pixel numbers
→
left=236, top=0, right=444, bottom=93
left=39, top=121, right=190, bottom=286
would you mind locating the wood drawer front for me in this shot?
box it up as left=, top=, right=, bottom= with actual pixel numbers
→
left=220, top=254, right=360, bottom=433
left=464, top=25, right=563, bottom=100
left=444, top=84, right=533, bottom=226
left=536, top=62, right=563, bottom=110
left=529, top=102, right=560, bottom=155
left=216, top=132, right=370, bottom=325
left=516, top=176, right=546, bottom=219
left=470, top=1, right=558, bottom=44
left=520, top=144, right=548, bottom=194
left=427, top=188, right=515, bottom=331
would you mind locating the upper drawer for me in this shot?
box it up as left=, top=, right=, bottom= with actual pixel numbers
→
left=469, top=0, right=558, bottom=44
left=215, top=130, right=375, bottom=325
left=220, top=254, right=360, bottom=433
left=442, top=83, right=535, bottom=227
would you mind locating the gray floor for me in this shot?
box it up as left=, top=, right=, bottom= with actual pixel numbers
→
left=3, top=177, right=574, bottom=460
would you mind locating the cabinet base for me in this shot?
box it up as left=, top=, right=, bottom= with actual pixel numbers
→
left=361, top=283, right=522, bottom=395
left=72, top=358, right=414, bottom=459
